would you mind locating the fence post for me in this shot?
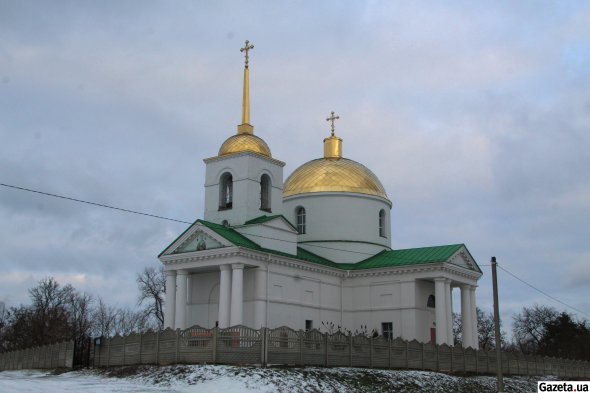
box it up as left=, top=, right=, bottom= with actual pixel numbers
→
left=324, top=332, right=328, bottom=367
left=348, top=333, right=352, bottom=367
left=122, top=335, right=127, bottom=366
left=450, top=346, right=454, bottom=372
left=435, top=344, right=439, bottom=372
left=175, top=329, right=180, bottom=364
left=138, top=332, right=143, bottom=365
left=369, top=335, right=374, bottom=368
left=155, top=331, right=160, bottom=365
left=422, top=342, right=426, bottom=370
left=299, top=330, right=304, bottom=367
left=212, top=327, right=217, bottom=364
left=261, top=327, right=267, bottom=367
left=388, top=338, right=392, bottom=369
left=404, top=340, right=408, bottom=369
left=106, top=337, right=111, bottom=368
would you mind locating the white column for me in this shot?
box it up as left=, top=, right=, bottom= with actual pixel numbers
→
left=164, top=270, right=177, bottom=329
left=253, top=267, right=268, bottom=328
left=174, top=270, right=188, bottom=330
left=434, top=278, right=447, bottom=345
left=470, top=285, right=478, bottom=349
left=445, top=279, right=453, bottom=345
left=230, top=263, right=244, bottom=326
left=461, top=284, right=473, bottom=348
left=218, top=265, right=232, bottom=328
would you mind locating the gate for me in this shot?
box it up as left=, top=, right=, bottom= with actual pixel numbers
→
left=73, top=336, right=91, bottom=369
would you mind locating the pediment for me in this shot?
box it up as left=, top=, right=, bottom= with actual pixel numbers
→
left=448, top=246, right=480, bottom=272
left=159, top=222, right=232, bottom=257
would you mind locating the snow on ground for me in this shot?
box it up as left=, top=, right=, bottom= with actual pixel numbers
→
left=0, top=366, right=557, bottom=392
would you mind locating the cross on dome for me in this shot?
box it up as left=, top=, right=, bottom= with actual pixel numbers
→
left=326, top=111, right=340, bottom=136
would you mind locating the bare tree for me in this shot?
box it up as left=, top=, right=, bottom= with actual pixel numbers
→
left=513, top=304, right=558, bottom=354
left=113, top=308, right=150, bottom=336
left=66, top=291, right=94, bottom=342
left=136, top=266, right=166, bottom=329
left=92, top=297, right=118, bottom=338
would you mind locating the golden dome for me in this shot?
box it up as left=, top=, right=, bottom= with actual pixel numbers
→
left=218, top=133, right=272, bottom=158
left=283, top=157, right=389, bottom=200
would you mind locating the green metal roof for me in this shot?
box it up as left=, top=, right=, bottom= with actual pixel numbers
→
left=342, top=244, right=464, bottom=270
left=243, top=214, right=297, bottom=231
left=160, top=219, right=479, bottom=273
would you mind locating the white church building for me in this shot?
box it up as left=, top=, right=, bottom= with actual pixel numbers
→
left=159, top=42, right=482, bottom=348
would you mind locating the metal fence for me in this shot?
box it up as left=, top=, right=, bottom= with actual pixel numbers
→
left=0, top=341, right=74, bottom=370
left=2, top=326, right=590, bottom=378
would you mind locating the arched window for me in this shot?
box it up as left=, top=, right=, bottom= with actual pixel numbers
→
left=260, top=174, right=271, bottom=212
left=296, top=207, right=306, bottom=234
left=427, top=295, right=435, bottom=308
left=379, top=209, right=386, bottom=237
left=219, top=172, right=233, bottom=210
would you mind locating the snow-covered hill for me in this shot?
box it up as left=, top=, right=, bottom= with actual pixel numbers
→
left=0, top=365, right=558, bottom=392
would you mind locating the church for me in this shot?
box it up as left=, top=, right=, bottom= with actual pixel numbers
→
left=159, top=41, right=482, bottom=348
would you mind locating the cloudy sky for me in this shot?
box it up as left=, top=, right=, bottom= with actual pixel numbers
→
left=1, top=1, right=589, bottom=331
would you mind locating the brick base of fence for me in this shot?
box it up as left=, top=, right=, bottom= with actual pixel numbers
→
left=2, top=326, right=589, bottom=378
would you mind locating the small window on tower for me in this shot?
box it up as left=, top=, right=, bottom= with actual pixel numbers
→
left=260, top=174, right=271, bottom=212
left=379, top=209, right=386, bottom=237
left=219, top=172, right=233, bottom=210
left=296, top=207, right=306, bottom=234
left=305, top=320, right=313, bottom=331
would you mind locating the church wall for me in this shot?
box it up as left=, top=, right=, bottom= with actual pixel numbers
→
left=186, top=271, right=219, bottom=328
left=283, top=193, right=391, bottom=263
left=265, top=264, right=343, bottom=330
left=204, top=154, right=284, bottom=226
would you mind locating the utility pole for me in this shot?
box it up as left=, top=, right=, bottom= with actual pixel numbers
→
left=491, top=256, right=504, bottom=392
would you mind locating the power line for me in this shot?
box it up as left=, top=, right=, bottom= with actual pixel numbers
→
left=497, top=264, right=590, bottom=319
left=0, top=183, right=192, bottom=225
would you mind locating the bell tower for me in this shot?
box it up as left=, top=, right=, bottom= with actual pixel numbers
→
left=203, top=40, right=285, bottom=226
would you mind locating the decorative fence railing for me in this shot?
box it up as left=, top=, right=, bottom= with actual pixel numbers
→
left=2, top=326, right=589, bottom=378
left=0, top=341, right=74, bottom=371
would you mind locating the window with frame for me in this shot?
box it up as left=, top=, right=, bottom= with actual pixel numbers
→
left=379, top=209, right=386, bottom=237
left=219, top=172, right=233, bottom=210
left=382, top=322, right=393, bottom=340
left=296, top=207, right=306, bottom=234
left=305, top=320, right=313, bottom=331
left=260, top=174, right=271, bottom=212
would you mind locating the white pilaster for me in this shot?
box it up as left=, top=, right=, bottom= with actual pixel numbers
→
left=174, top=270, right=188, bottom=330
left=434, top=278, right=447, bottom=345
left=470, top=285, right=478, bottom=349
left=461, top=284, right=473, bottom=348
left=230, top=263, right=244, bottom=326
left=218, top=265, right=232, bottom=328
left=164, top=270, right=177, bottom=329
left=253, top=267, right=267, bottom=328
left=445, top=279, right=453, bottom=345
